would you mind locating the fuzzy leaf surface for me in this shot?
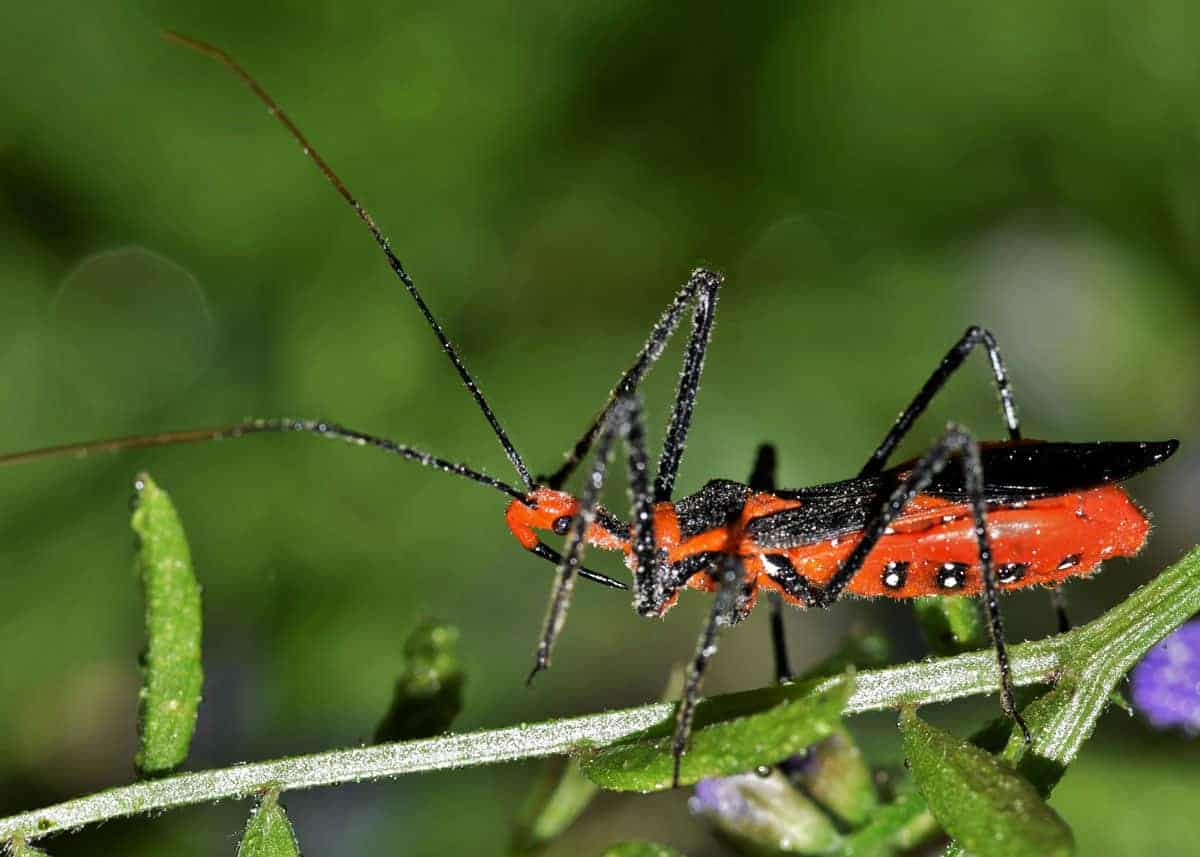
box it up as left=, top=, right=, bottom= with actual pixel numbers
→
left=581, top=676, right=851, bottom=791
left=132, top=473, right=203, bottom=776
left=237, top=791, right=301, bottom=857
left=901, top=708, right=1072, bottom=857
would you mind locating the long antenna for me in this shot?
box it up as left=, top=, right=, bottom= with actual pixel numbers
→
left=0, top=419, right=526, bottom=499
left=163, top=31, right=535, bottom=491
left=0, top=420, right=629, bottom=590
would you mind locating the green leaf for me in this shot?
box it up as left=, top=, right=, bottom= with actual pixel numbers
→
left=842, top=784, right=939, bottom=857
left=900, top=708, right=1073, bottom=857
left=942, top=679, right=1083, bottom=854
left=2, top=550, right=1198, bottom=844
left=1107, top=688, right=1133, bottom=715
left=374, top=618, right=464, bottom=742
left=997, top=675, right=1080, bottom=795
left=600, top=842, right=684, bottom=857
left=913, top=596, right=986, bottom=655
left=512, top=756, right=599, bottom=853
left=514, top=666, right=690, bottom=851
left=131, top=474, right=203, bottom=776
left=581, top=675, right=852, bottom=791
left=238, top=790, right=301, bottom=857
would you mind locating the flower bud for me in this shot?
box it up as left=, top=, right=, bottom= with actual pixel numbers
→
left=690, top=768, right=842, bottom=854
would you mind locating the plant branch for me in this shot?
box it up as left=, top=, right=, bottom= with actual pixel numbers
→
left=3, top=547, right=1197, bottom=844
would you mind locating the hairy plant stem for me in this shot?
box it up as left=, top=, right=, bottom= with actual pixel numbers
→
left=3, top=547, right=1197, bottom=845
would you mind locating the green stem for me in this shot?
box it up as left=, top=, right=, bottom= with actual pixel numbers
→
left=1033, top=545, right=1200, bottom=765
left=3, top=548, right=1197, bottom=845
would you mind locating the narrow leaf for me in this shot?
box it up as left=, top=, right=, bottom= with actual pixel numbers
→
left=600, top=842, right=684, bottom=857
left=581, top=675, right=852, bottom=791
left=914, top=596, right=986, bottom=655
left=900, top=708, right=1073, bottom=857
left=132, top=473, right=203, bottom=776
left=515, top=666, right=688, bottom=851
left=1107, top=688, right=1132, bottom=715
left=374, top=618, right=463, bottom=742
left=238, top=790, right=301, bottom=857
left=512, top=756, right=599, bottom=853
left=998, top=675, right=1079, bottom=795
left=842, top=785, right=938, bottom=857
left=8, top=836, right=50, bottom=855
left=3, top=550, right=1198, bottom=845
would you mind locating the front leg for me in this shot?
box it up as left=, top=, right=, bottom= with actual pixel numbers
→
left=672, top=554, right=754, bottom=787
left=543, top=268, right=722, bottom=493
left=529, top=394, right=658, bottom=681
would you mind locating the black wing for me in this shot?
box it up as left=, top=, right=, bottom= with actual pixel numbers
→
left=746, top=439, right=1177, bottom=550
left=926, top=439, right=1177, bottom=498
left=674, top=479, right=752, bottom=539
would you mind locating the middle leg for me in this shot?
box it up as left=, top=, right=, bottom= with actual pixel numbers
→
left=542, top=268, right=723, bottom=494
left=671, top=553, right=754, bottom=787
left=749, top=443, right=793, bottom=683
left=528, top=394, right=660, bottom=682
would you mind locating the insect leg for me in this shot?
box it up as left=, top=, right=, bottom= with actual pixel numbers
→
left=858, top=326, right=1020, bottom=477
left=817, top=424, right=1030, bottom=741
left=543, top=268, right=723, bottom=492
left=855, top=325, right=1073, bottom=632
left=529, top=395, right=658, bottom=681
left=652, top=270, right=722, bottom=502
left=672, top=554, right=748, bottom=787
left=749, top=443, right=793, bottom=683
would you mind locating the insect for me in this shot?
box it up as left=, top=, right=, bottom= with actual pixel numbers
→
left=2, top=33, right=1178, bottom=789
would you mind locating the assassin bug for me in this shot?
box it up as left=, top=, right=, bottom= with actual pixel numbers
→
left=2, top=34, right=1178, bottom=789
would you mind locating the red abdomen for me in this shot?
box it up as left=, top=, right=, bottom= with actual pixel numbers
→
left=752, top=484, right=1149, bottom=601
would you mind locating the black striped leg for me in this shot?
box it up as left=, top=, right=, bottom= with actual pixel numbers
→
left=749, top=444, right=793, bottom=683
left=855, top=326, right=1072, bottom=632
left=818, top=424, right=1031, bottom=742
left=858, top=326, right=1020, bottom=478
left=543, top=268, right=723, bottom=492
left=528, top=395, right=659, bottom=682
left=652, top=270, right=721, bottom=502
left=672, top=554, right=749, bottom=787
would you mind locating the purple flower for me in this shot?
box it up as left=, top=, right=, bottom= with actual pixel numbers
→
left=691, top=775, right=752, bottom=823
left=1132, top=619, right=1200, bottom=733
left=690, top=767, right=842, bottom=853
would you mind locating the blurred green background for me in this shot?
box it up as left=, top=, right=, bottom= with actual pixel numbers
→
left=2, top=2, right=1199, bottom=855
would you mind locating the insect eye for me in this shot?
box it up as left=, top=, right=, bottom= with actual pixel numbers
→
left=551, top=515, right=573, bottom=536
